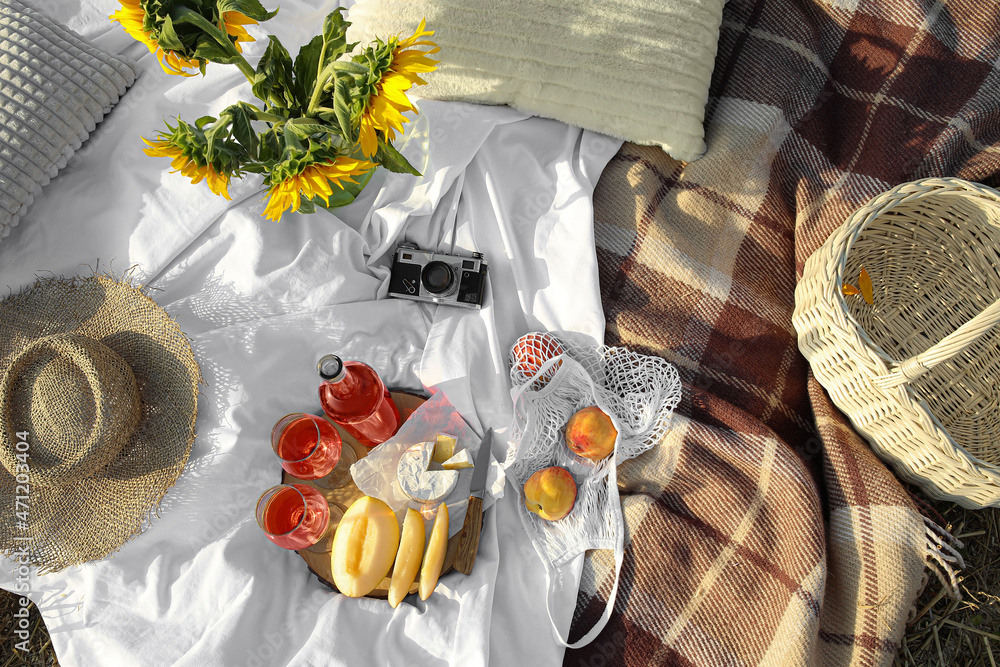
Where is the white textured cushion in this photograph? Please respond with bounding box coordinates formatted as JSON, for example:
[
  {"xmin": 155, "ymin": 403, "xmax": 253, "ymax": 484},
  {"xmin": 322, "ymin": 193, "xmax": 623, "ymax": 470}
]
[
  {"xmin": 347, "ymin": 0, "xmax": 725, "ymax": 162},
  {"xmin": 0, "ymin": 0, "xmax": 138, "ymax": 237}
]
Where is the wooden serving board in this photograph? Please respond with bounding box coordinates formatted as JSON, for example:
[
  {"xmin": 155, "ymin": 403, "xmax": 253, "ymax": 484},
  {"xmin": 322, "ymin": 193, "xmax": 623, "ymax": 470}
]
[{"xmin": 281, "ymin": 392, "xmax": 460, "ymax": 599}]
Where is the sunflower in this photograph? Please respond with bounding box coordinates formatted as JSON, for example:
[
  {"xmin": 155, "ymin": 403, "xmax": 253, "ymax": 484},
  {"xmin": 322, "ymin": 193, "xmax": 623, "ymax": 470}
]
[
  {"xmin": 110, "ymin": 1, "xmax": 259, "ymax": 76},
  {"xmin": 357, "ymin": 19, "xmax": 439, "ymax": 157},
  {"xmin": 142, "ymin": 137, "xmax": 231, "ymax": 199},
  {"xmin": 220, "ymin": 11, "xmax": 258, "ymax": 53},
  {"xmin": 110, "ymin": 0, "xmax": 200, "ymax": 76},
  {"xmin": 263, "ymin": 158, "xmax": 375, "ymax": 221}
]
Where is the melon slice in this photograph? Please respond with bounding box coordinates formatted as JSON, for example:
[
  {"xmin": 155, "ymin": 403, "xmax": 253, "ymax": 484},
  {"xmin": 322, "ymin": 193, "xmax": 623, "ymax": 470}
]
[
  {"xmin": 419, "ymin": 502, "xmax": 449, "ymax": 600},
  {"xmin": 388, "ymin": 508, "xmax": 425, "ymax": 608},
  {"xmin": 331, "ymin": 496, "xmax": 400, "ymax": 598}
]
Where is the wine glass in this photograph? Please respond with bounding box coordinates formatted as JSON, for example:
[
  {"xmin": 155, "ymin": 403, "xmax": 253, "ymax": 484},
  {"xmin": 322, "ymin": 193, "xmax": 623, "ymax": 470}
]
[
  {"xmin": 255, "ymin": 483, "xmax": 340, "ymax": 553},
  {"xmin": 271, "ymin": 412, "xmax": 357, "ymax": 489}
]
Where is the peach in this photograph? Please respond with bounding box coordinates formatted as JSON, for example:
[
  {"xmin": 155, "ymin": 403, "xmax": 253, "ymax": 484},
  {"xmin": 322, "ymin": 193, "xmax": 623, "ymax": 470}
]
[
  {"xmin": 510, "ymin": 332, "xmax": 565, "ymax": 389},
  {"xmin": 564, "ymin": 406, "xmax": 617, "ymax": 461},
  {"xmin": 523, "ymin": 466, "xmax": 577, "ymax": 521}
]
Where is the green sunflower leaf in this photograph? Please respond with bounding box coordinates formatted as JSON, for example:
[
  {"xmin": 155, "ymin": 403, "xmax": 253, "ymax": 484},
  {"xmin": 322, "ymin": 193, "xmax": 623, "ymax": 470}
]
[
  {"xmin": 194, "ymin": 36, "xmax": 242, "ymax": 65},
  {"xmin": 331, "ymin": 61, "xmax": 368, "ymax": 76},
  {"xmin": 294, "ymin": 35, "xmax": 323, "ymax": 101},
  {"xmin": 239, "ymin": 161, "xmax": 267, "ymax": 174},
  {"xmin": 254, "ymin": 36, "xmax": 298, "ymax": 109},
  {"xmin": 258, "ymin": 127, "xmax": 283, "ymax": 162},
  {"xmin": 285, "ymin": 118, "xmax": 336, "ymax": 139},
  {"xmin": 320, "ymin": 8, "xmax": 350, "ymax": 62},
  {"xmin": 156, "ymin": 14, "xmax": 185, "ymax": 52},
  {"xmin": 172, "ymin": 6, "xmax": 220, "ymax": 33},
  {"xmin": 375, "ymin": 140, "xmax": 420, "ymax": 176},
  {"xmin": 228, "ymin": 102, "xmax": 259, "ymax": 156},
  {"xmin": 283, "ymin": 126, "xmax": 305, "ymax": 152},
  {"xmin": 332, "ymin": 77, "xmax": 355, "ymax": 142},
  {"xmin": 217, "ymin": 0, "xmax": 278, "ymax": 22}
]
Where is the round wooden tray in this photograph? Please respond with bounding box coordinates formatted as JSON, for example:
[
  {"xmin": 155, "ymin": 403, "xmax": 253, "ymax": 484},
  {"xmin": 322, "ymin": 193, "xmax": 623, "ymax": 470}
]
[{"xmin": 281, "ymin": 391, "xmax": 460, "ymax": 599}]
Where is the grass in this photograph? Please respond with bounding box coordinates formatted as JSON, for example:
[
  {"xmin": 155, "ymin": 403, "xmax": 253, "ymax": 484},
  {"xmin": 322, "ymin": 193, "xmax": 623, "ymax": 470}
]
[
  {"xmin": 0, "ymin": 491, "xmax": 995, "ymax": 666},
  {"xmin": 897, "ymin": 492, "xmax": 1000, "ymax": 667},
  {"xmin": 0, "ymin": 594, "xmax": 58, "ymax": 667}
]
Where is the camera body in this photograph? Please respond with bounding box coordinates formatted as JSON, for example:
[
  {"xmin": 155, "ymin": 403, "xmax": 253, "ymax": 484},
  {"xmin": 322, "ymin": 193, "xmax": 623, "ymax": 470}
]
[{"xmin": 387, "ymin": 243, "xmax": 488, "ymax": 309}]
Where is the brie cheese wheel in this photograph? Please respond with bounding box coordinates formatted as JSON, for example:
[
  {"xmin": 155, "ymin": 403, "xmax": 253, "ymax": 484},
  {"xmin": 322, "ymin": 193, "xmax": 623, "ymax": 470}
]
[
  {"xmin": 397, "ymin": 442, "xmax": 459, "ymax": 502},
  {"xmin": 442, "ymin": 449, "xmax": 474, "ymax": 470}
]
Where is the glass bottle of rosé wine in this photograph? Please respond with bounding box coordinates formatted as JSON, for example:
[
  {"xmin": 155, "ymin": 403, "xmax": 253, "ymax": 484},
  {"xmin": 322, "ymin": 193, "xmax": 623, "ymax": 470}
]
[{"xmin": 317, "ymin": 354, "xmax": 402, "ymax": 448}]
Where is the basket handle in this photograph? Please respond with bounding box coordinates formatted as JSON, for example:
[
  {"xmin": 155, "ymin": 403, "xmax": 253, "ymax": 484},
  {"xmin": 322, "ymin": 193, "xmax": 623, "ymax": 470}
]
[{"xmin": 873, "ymin": 296, "xmax": 1000, "ymax": 389}]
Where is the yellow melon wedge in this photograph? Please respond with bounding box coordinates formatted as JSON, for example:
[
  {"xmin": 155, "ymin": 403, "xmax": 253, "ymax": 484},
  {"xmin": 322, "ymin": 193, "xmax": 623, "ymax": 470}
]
[
  {"xmin": 388, "ymin": 508, "xmax": 425, "ymax": 608},
  {"xmin": 419, "ymin": 502, "xmax": 449, "ymax": 600},
  {"xmin": 331, "ymin": 496, "xmax": 400, "ymax": 598}
]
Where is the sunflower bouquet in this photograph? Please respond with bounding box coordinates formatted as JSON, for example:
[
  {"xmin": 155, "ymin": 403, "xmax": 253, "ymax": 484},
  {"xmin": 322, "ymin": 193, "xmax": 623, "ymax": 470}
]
[{"xmin": 110, "ymin": 1, "xmax": 438, "ymax": 220}]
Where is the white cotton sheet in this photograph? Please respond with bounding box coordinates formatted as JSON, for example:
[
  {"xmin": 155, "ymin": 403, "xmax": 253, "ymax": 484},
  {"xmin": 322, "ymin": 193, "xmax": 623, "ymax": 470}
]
[{"xmin": 0, "ymin": 1, "xmax": 622, "ymax": 664}]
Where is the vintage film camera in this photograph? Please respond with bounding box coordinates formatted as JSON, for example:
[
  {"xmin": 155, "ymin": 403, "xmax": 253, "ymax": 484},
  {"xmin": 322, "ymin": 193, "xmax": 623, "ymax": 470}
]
[{"xmin": 387, "ymin": 242, "xmax": 488, "ymax": 309}]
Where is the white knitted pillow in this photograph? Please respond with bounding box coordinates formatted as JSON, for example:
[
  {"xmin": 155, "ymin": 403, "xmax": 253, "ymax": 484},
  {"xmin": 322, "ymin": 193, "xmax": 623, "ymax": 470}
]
[
  {"xmin": 346, "ymin": 0, "xmax": 725, "ymax": 162},
  {"xmin": 0, "ymin": 0, "xmax": 139, "ymax": 238}
]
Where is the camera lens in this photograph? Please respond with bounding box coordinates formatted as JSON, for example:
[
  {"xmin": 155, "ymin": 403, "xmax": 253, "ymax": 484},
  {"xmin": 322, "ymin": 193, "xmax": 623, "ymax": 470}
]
[{"xmin": 422, "ymin": 261, "xmax": 455, "ymax": 295}]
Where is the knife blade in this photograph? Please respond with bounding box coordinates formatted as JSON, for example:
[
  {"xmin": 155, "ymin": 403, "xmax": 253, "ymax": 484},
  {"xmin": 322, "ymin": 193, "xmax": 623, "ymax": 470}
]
[{"xmin": 454, "ymin": 427, "xmax": 493, "ymax": 574}]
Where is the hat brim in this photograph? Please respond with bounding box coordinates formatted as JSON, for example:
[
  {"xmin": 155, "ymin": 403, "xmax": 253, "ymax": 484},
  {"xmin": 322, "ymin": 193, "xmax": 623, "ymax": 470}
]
[{"xmin": 0, "ymin": 274, "xmax": 200, "ymax": 573}]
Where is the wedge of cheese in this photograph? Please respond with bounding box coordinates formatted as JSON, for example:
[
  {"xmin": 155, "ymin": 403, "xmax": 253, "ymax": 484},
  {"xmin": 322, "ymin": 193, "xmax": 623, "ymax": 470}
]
[
  {"xmin": 397, "ymin": 442, "xmax": 459, "ymax": 503},
  {"xmin": 431, "ymin": 433, "xmax": 457, "ymax": 463},
  {"xmin": 442, "ymin": 449, "xmax": 474, "ymax": 470}
]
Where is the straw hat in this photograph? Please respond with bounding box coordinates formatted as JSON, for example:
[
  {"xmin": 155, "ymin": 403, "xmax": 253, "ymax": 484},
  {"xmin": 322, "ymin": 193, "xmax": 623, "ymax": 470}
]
[{"xmin": 0, "ymin": 273, "xmax": 201, "ymax": 573}]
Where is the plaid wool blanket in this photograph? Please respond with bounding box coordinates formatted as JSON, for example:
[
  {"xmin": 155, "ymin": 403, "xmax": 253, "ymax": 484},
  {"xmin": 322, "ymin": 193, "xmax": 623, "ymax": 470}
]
[{"xmin": 570, "ymin": 0, "xmax": 1000, "ymax": 664}]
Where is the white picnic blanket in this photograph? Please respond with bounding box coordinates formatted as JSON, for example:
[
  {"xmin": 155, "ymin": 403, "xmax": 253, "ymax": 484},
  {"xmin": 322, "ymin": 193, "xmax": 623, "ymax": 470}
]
[{"xmin": 0, "ymin": 1, "xmax": 622, "ymax": 664}]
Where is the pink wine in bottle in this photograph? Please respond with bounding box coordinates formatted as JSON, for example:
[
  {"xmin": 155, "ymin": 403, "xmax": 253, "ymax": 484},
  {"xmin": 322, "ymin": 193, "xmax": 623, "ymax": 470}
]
[{"xmin": 317, "ymin": 354, "xmax": 402, "ymax": 448}]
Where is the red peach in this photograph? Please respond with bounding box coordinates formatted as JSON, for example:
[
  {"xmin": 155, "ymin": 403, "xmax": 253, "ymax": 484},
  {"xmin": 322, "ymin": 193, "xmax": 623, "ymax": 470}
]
[
  {"xmin": 523, "ymin": 466, "xmax": 577, "ymax": 521},
  {"xmin": 565, "ymin": 406, "xmax": 617, "ymax": 461}
]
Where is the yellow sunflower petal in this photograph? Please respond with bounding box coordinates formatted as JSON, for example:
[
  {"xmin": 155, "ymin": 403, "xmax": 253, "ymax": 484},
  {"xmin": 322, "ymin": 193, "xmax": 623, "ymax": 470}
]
[
  {"xmin": 223, "ymin": 11, "xmax": 259, "ymax": 26},
  {"xmin": 859, "ymin": 267, "xmax": 874, "ymax": 305},
  {"xmin": 170, "ymin": 154, "xmax": 191, "ymax": 171},
  {"xmin": 142, "ymin": 137, "xmax": 184, "ymax": 159},
  {"xmin": 358, "ymin": 115, "xmax": 379, "ymax": 157},
  {"xmin": 205, "ymin": 169, "xmax": 231, "ymax": 200},
  {"xmin": 398, "ymin": 17, "xmax": 434, "ymax": 49},
  {"xmin": 263, "ymin": 191, "xmax": 290, "ymax": 221}
]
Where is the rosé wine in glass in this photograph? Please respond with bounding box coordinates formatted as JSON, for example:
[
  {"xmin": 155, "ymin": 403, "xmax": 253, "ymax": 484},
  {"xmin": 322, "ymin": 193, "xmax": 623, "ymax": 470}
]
[
  {"xmin": 256, "ymin": 484, "xmax": 334, "ymax": 553},
  {"xmin": 271, "ymin": 413, "xmax": 355, "ymax": 489}
]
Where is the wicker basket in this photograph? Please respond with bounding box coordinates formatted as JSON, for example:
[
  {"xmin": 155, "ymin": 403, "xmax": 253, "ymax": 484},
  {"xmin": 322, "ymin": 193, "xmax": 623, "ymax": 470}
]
[{"xmin": 793, "ymin": 177, "xmax": 1000, "ymax": 509}]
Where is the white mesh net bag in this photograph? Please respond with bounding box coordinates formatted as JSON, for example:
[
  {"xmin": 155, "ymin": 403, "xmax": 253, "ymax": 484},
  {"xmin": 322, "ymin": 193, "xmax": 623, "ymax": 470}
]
[{"xmin": 506, "ymin": 332, "xmax": 681, "ymax": 647}]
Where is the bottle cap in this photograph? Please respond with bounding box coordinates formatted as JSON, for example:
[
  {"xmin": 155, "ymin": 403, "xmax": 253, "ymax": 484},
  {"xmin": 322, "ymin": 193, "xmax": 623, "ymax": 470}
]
[{"xmin": 317, "ymin": 354, "xmax": 345, "ymax": 382}]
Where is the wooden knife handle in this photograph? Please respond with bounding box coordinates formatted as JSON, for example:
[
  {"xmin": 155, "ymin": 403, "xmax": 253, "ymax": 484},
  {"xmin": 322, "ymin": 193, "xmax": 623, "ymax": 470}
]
[{"xmin": 453, "ymin": 496, "xmax": 483, "ymax": 575}]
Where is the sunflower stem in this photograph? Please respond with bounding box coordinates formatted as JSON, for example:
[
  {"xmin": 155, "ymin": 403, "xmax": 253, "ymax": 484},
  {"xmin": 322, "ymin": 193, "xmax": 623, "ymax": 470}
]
[
  {"xmin": 253, "ymin": 111, "xmax": 286, "ymax": 124},
  {"xmin": 231, "ymin": 54, "xmax": 256, "ymax": 82},
  {"xmin": 173, "ymin": 7, "xmax": 256, "ymax": 82},
  {"xmin": 307, "ymin": 61, "xmax": 339, "ymax": 116}
]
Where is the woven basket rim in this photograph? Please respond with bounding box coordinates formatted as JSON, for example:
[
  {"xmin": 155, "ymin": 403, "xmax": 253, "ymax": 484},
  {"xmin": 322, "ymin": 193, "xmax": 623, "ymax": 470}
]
[
  {"xmin": 795, "ymin": 176, "xmax": 1000, "ymax": 507},
  {"xmin": 832, "ymin": 178, "xmax": 1000, "ymax": 370}
]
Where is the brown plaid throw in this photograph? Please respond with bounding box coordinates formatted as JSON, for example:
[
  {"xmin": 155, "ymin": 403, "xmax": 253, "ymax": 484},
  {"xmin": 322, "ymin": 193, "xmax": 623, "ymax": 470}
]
[{"xmin": 569, "ymin": 0, "xmax": 999, "ymax": 664}]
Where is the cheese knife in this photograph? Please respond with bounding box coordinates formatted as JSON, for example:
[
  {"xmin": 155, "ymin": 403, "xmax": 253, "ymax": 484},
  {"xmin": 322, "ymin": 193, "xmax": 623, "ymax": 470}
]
[{"xmin": 454, "ymin": 427, "xmax": 493, "ymax": 575}]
